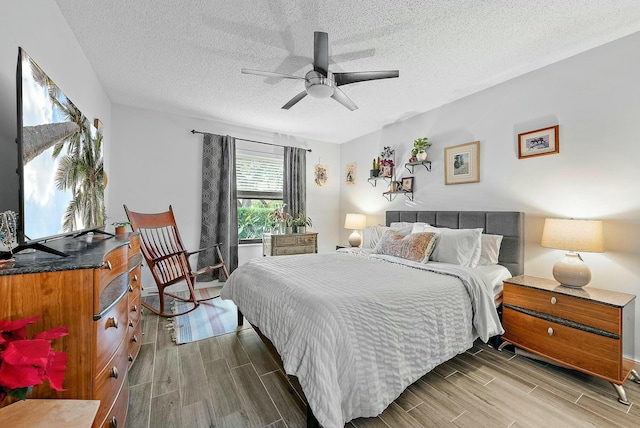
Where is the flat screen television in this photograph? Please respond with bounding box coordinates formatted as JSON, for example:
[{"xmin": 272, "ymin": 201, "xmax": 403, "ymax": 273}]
[{"xmin": 12, "ymin": 47, "xmax": 106, "ymax": 256}]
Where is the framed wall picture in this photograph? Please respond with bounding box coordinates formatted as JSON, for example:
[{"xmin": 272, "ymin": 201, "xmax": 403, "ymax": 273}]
[
  {"xmin": 314, "ymin": 164, "xmax": 329, "ymax": 187},
  {"xmin": 444, "ymin": 141, "xmax": 480, "ymax": 185},
  {"xmin": 518, "ymin": 125, "xmax": 559, "ymax": 159},
  {"xmin": 401, "ymin": 176, "xmax": 414, "ymax": 192},
  {"xmin": 345, "ymin": 162, "xmax": 356, "ymax": 185}
]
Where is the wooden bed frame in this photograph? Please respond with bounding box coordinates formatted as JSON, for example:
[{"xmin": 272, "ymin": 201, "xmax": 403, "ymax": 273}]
[{"xmin": 238, "ymin": 210, "xmax": 525, "ymax": 427}]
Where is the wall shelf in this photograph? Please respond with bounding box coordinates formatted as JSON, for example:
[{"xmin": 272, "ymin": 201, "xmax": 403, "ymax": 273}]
[
  {"xmin": 367, "ymin": 176, "xmax": 391, "ymax": 187},
  {"xmin": 382, "ymin": 190, "xmax": 414, "ymax": 202},
  {"xmin": 405, "ymin": 160, "xmax": 431, "ymax": 174}
]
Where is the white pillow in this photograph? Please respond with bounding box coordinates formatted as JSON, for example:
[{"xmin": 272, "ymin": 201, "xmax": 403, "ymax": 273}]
[
  {"xmin": 409, "ymin": 222, "xmax": 431, "ymax": 234},
  {"xmin": 478, "ymin": 234, "xmax": 504, "ymax": 266},
  {"xmin": 362, "ymin": 225, "xmax": 390, "ymax": 249},
  {"xmin": 430, "ymin": 228, "xmax": 483, "ymax": 267}
]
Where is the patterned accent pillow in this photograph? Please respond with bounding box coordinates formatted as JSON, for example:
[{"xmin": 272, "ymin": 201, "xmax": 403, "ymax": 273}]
[{"xmin": 373, "ymin": 230, "xmax": 438, "ymax": 263}]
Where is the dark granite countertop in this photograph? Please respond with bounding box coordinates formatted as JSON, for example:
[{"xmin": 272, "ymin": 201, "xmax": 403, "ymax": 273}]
[{"xmin": 0, "ymin": 234, "xmax": 132, "ymax": 276}]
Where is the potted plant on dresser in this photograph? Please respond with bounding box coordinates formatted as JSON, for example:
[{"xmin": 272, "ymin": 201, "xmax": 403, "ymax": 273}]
[{"xmin": 293, "ymin": 214, "xmax": 312, "ymax": 233}]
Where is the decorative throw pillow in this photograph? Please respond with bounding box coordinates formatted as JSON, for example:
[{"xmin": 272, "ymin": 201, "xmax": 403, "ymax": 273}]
[
  {"xmin": 373, "ymin": 230, "xmax": 437, "ymax": 263},
  {"xmin": 478, "ymin": 234, "xmax": 504, "ymax": 266}
]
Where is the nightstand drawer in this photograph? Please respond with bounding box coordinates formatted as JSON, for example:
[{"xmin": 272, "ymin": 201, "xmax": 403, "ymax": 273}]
[
  {"xmin": 502, "ymin": 307, "xmax": 621, "ymax": 381},
  {"xmin": 503, "ymin": 282, "xmax": 620, "ymax": 335}
]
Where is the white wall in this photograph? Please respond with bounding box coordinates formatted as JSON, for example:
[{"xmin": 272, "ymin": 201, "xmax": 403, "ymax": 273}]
[
  {"xmin": 0, "ymin": 0, "xmax": 112, "ymax": 213},
  {"xmin": 340, "ymin": 32, "xmax": 640, "ymax": 360},
  {"xmin": 109, "ymin": 104, "xmax": 341, "ymax": 272}
]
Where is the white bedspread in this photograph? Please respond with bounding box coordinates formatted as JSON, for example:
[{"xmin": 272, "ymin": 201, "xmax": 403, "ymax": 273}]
[{"xmin": 220, "ymin": 252, "xmax": 503, "ymax": 428}]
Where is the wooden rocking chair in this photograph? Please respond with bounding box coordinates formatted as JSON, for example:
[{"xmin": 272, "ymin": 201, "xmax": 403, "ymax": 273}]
[{"xmin": 124, "ymin": 205, "xmax": 230, "ymax": 317}]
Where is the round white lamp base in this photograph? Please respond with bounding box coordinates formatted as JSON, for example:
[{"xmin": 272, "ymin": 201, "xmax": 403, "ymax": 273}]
[
  {"xmin": 552, "ymin": 253, "xmax": 591, "ymax": 288},
  {"xmin": 348, "ymin": 230, "xmax": 362, "ymax": 247}
]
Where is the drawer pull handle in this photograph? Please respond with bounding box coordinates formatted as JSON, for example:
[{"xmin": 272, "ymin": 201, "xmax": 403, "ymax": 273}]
[
  {"xmin": 110, "ymin": 416, "xmax": 118, "ymax": 428},
  {"xmin": 132, "ymin": 335, "xmax": 139, "ymax": 343},
  {"xmin": 129, "ymin": 320, "xmax": 134, "ymax": 328},
  {"xmin": 128, "ymin": 354, "xmax": 134, "ymax": 362},
  {"xmin": 107, "ymin": 317, "xmax": 118, "ymax": 329},
  {"xmin": 110, "ymin": 367, "xmax": 119, "ymax": 379},
  {"xmin": 104, "ymin": 260, "xmax": 112, "ymax": 270},
  {"xmin": 133, "ymin": 274, "xmax": 138, "ymax": 282},
  {"xmin": 551, "ymin": 297, "xmax": 557, "ymax": 305},
  {"xmin": 128, "ymin": 284, "xmax": 134, "ymax": 293},
  {"xmin": 133, "ymin": 305, "xmax": 138, "ymax": 312},
  {"xmin": 128, "ymin": 242, "xmax": 132, "ymax": 249},
  {"xmin": 548, "ymin": 327, "xmax": 554, "ymax": 336}
]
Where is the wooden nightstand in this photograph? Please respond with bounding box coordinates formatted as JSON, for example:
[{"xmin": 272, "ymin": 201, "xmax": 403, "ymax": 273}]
[
  {"xmin": 263, "ymin": 232, "xmax": 318, "ymax": 256},
  {"xmin": 499, "ymin": 275, "xmax": 639, "ymax": 404}
]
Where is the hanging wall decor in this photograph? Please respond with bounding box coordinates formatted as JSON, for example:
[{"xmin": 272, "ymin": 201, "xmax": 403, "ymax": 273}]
[
  {"xmin": 518, "ymin": 125, "xmax": 559, "ymax": 159},
  {"xmin": 444, "ymin": 141, "xmax": 480, "ymax": 185},
  {"xmin": 314, "ymin": 164, "xmax": 329, "ymax": 187},
  {"xmin": 345, "ymin": 162, "xmax": 356, "ymax": 185}
]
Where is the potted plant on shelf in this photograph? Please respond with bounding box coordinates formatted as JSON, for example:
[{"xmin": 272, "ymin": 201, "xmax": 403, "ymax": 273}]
[
  {"xmin": 411, "ymin": 137, "xmax": 431, "ymax": 162},
  {"xmin": 293, "ymin": 213, "xmax": 312, "ymax": 233},
  {"xmin": 112, "ymin": 221, "xmax": 131, "ymax": 235}
]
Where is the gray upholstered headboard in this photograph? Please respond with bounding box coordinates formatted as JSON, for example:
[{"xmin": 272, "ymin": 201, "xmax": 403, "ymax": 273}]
[{"xmin": 386, "ymin": 211, "xmax": 525, "ymax": 277}]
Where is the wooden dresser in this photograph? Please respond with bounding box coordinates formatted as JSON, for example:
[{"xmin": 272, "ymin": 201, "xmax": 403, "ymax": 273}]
[
  {"xmin": 262, "ymin": 232, "xmax": 318, "ymax": 256},
  {"xmin": 0, "ymin": 233, "xmax": 142, "ymax": 428},
  {"xmin": 500, "ymin": 275, "xmax": 638, "ymax": 404}
]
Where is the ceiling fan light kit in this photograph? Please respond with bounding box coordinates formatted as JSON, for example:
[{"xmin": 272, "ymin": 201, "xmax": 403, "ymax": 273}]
[{"xmin": 242, "ymin": 31, "xmax": 399, "ymax": 111}]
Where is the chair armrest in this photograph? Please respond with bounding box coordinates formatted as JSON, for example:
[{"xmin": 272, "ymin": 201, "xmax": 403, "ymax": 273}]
[
  {"xmin": 154, "ymin": 250, "xmax": 188, "ymax": 263},
  {"xmin": 186, "ymin": 243, "xmax": 222, "ymax": 258}
]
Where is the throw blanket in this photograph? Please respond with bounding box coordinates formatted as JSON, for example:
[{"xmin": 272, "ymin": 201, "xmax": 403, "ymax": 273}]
[{"xmin": 221, "ymin": 253, "xmax": 503, "ymax": 428}]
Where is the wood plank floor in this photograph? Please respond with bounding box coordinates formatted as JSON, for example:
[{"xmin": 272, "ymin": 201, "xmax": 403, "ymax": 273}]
[{"xmin": 128, "ymin": 298, "xmax": 640, "ymax": 428}]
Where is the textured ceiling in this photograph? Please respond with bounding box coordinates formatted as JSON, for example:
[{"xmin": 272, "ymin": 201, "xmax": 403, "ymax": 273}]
[{"xmin": 54, "ymin": 0, "xmax": 640, "ymax": 143}]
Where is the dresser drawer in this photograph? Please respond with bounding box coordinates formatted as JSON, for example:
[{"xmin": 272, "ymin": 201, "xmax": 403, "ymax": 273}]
[
  {"xmin": 274, "ymin": 245, "xmax": 315, "ymax": 256},
  {"xmin": 295, "ymin": 235, "xmax": 316, "ymax": 246},
  {"xmin": 94, "ymin": 337, "xmax": 128, "ymax": 426},
  {"xmin": 129, "ymin": 292, "xmax": 141, "ymax": 326},
  {"xmin": 128, "ymin": 319, "xmax": 142, "ymax": 368},
  {"xmin": 502, "ymin": 307, "xmax": 622, "ymax": 381},
  {"xmin": 128, "ymin": 233, "xmax": 141, "ymax": 256},
  {"xmin": 129, "ymin": 265, "xmax": 142, "ymax": 293},
  {"xmin": 97, "ymin": 373, "xmax": 129, "ymax": 428},
  {"xmin": 95, "ymin": 293, "xmax": 129, "ymax": 371},
  {"xmin": 98, "ymin": 246, "xmax": 128, "ymax": 296},
  {"xmin": 503, "ymin": 282, "xmax": 620, "ymax": 335},
  {"xmin": 272, "ymin": 235, "xmax": 296, "ymax": 246}
]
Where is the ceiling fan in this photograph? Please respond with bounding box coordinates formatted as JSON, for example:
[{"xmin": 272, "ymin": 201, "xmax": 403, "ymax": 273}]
[{"xmin": 241, "ymin": 31, "xmax": 399, "ymax": 111}]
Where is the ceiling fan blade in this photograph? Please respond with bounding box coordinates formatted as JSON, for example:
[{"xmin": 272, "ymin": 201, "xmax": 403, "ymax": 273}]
[
  {"xmin": 313, "ymin": 31, "xmax": 329, "ymax": 76},
  {"xmin": 334, "ymin": 70, "xmax": 399, "ymax": 86},
  {"xmin": 241, "ymin": 68, "xmax": 305, "ymax": 80},
  {"xmin": 331, "ymin": 88, "xmax": 358, "ymax": 111},
  {"xmin": 282, "ymin": 91, "xmax": 308, "ymax": 110}
]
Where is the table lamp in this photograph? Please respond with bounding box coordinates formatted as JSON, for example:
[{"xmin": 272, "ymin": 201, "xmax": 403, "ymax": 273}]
[
  {"xmin": 344, "ymin": 213, "xmax": 367, "ymax": 247},
  {"xmin": 540, "ymin": 218, "xmax": 604, "ymax": 288}
]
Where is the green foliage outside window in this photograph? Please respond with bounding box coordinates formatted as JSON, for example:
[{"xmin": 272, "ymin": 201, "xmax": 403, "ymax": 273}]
[{"xmin": 238, "ymin": 200, "xmax": 283, "ymax": 240}]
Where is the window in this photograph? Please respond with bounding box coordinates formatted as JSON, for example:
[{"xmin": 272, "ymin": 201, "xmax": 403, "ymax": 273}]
[{"xmin": 236, "ymin": 150, "xmax": 283, "ymax": 243}]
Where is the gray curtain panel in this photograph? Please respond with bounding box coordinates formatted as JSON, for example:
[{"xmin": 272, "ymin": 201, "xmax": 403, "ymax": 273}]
[
  {"xmin": 283, "ymin": 146, "xmax": 307, "ymax": 216},
  {"xmin": 197, "ymin": 134, "xmax": 238, "ymax": 282}
]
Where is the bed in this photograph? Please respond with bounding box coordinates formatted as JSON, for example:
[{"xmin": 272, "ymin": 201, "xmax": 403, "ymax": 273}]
[{"xmin": 221, "ymin": 210, "xmax": 524, "ymax": 428}]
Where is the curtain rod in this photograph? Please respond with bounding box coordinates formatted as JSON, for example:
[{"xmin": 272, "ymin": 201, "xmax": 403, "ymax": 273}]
[{"xmin": 190, "ymin": 129, "xmax": 312, "ymax": 152}]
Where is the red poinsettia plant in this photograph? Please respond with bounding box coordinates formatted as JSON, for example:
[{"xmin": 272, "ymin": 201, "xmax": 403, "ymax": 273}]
[{"xmin": 0, "ymin": 316, "xmax": 68, "ymax": 402}]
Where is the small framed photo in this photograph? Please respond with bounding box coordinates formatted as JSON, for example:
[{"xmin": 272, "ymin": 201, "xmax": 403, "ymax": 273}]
[
  {"xmin": 401, "ymin": 176, "xmax": 414, "ymax": 192},
  {"xmin": 345, "ymin": 162, "xmax": 356, "ymax": 185},
  {"xmin": 445, "ymin": 141, "xmax": 480, "ymax": 185},
  {"xmin": 518, "ymin": 125, "xmax": 559, "ymax": 159}
]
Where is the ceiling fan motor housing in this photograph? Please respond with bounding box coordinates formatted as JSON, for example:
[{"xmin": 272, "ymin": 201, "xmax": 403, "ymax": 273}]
[{"xmin": 305, "ymin": 70, "xmax": 335, "ymax": 98}]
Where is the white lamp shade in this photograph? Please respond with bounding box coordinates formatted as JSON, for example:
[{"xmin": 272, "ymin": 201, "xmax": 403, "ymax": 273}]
[
  {"xmin": 541, "ymin": 218, "xmax": 604, "ymax": 253},
  {"xmin": 541, "ymin": 218, "xmax": 603, "ymax": 288},
  {"xmin": 344, "ymin": 213, "xmax": 367, "ymax": 230}
]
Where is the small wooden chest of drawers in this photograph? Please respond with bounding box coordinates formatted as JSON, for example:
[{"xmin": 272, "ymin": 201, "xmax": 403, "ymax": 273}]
[
  {"xmin": 262, "ymin": 233, "xmax": 318, "ymax": 256},
  {"xmin": 500, "ymin": 275, "xmax": 638, "ymax": 404}
]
